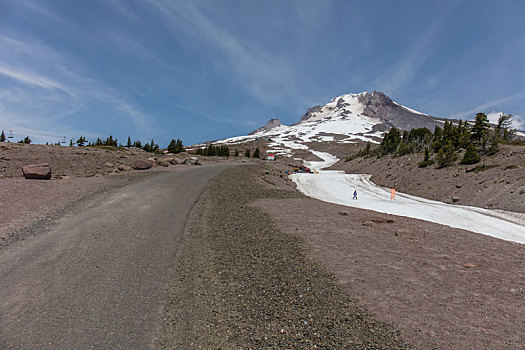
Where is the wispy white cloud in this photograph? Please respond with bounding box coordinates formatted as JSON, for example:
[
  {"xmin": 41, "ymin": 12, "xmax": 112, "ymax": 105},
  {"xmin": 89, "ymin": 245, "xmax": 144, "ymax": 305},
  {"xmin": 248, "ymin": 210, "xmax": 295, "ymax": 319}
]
[
  {"xmin": 147, "ymin": 0, "xmax": 313, "ymax": 106},
  {"xmin": 375, "ymin": 2, "xmax": 459, "ymax": 95},
  {"xmin": 0, "ymin": 62, "xmax": 76, "ymax": 96},
  {"xmin": 454, "ymin": 90, "xmax": 525, "ymax": 119},
  {"xmin": 0, "ymin": 33, "xmax": 153, "ymax": 140}
]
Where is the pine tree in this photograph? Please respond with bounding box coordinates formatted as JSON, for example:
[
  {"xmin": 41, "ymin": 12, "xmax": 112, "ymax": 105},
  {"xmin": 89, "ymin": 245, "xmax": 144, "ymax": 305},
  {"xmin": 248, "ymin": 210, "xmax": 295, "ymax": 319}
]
[
  {"xmin": 234, "ymin": 149, "xmax": 239, "ymax": 157},
  {"xmin": 253, "ymin": 148, "xmax": 260, "ymax": 158},
  {"xmin": 436, "ymin": 141, "xmax": 458, "ymax": 168},
  {"xmin": 380, "ymin": 127, "xmax": 401, "ymax": 155},
  {"xmin": 495, "ymin": 114, "xmax": 514, "ymax": 141},
  {"xmin": 432, "ymin": 126, "xmax": 443, "ymax": 153},
  {"xmin": 76, "ymin": 136, "xmax": 86, "ymax": 146},
  {"xmin": 69, "ymin": 139, "xmax": 74, "ymax": 147},
  {"xmin": 471, "ymin": 113, "xmax": 489, "ymax": 143},
  {"xmin": 0, "ymin": 130, "xmax": 5, "ymax": 142},
  {"xmin": 487, "ymin": 139, "xmax": 499, "ymax": 155},
  {"xmin": 245, "ymin": 149, "xmax": 250, "ymax": 157},
  {"xmin": 167, "ymin": 138, "xmax": 184, "ymax": 154},
  {"xmin": 127, "ymin": 136, "xmax": 132, "ymax": 148},
  {"xmin": 460, "ymin": 143, "xmax": 481, "ymax": 164},
  {"xmin": 418, "ymin": 147, "xmax": 435, "ymax": 168}
]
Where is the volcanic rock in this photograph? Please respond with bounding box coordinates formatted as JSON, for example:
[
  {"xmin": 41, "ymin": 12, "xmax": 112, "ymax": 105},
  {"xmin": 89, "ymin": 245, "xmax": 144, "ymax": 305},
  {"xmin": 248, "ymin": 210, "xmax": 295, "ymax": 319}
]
[
  {"xmin": 133, "ymin": 160, "xmax": 153, "ymax": 170},
  {"xmin": 22, "ymin": 163, "xmax": 52, "ymax": 180}
]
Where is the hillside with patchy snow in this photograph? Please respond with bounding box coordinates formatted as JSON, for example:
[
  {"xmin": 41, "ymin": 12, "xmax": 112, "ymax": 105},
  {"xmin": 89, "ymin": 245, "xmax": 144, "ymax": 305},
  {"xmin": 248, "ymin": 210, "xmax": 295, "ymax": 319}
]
[{"xmin": 214, "ymin": 91, "xmax": 447, "ymax": 156}]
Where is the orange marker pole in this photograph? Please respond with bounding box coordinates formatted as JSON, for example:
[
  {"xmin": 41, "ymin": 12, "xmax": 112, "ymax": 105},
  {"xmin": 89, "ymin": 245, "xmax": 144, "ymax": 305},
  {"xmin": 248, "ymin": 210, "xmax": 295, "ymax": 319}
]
[{"xmin": 391, "ymin": 188, "xmax": 395, "ymax": 201}]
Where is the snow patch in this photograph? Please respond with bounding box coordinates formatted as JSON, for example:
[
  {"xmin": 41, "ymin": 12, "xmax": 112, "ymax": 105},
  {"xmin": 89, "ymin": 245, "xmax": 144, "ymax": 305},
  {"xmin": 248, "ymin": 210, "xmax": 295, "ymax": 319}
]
[{"xmin": 291, "ymin": 151, "xmax": 525, "ymax": 244}]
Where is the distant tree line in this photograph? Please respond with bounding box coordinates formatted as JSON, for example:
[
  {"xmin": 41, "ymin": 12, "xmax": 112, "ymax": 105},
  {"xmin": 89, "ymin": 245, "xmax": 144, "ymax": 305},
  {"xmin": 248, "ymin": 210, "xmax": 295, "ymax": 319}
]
[
  {"xmin": 73, "ymin": 135, "xmax": 184, "ymax": 154},
  {"xmin": 194, "ymin": 144, "xmax": 230, "ymax": 157},
  {"xmin": 348, "ymin": 113, "xmax": 519, "ymax": 168}
]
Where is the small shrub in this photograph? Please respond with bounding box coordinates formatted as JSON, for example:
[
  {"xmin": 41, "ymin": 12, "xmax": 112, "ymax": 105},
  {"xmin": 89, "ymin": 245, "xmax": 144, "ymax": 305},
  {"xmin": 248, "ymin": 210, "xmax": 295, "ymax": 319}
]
[
  {"xmin": 460, "ymin": 143, "xmax": 481, "ymax": 165},
  {"xmin": 466, "ymin": 163, "xmax": 499, "ymax": 173},
  {"xmin": 418, "ymin": 159, "xmax": 435, "ymax": 168}
]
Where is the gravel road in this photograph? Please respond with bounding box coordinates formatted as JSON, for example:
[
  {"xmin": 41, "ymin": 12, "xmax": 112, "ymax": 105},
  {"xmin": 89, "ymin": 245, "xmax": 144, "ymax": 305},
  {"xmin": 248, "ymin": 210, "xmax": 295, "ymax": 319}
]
[
  {"xmin": 0, "ymin": 164, "xmax": 231, "ymax": 349},
  {"xmin": 156, "ymin": 165, "xmax": 410, "ymax": 349}
]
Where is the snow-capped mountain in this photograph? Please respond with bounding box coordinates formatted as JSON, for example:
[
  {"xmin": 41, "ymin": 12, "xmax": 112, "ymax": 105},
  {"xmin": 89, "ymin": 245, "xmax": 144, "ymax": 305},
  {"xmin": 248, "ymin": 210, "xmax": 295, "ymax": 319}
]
[{"xmin": 213, "ymin": 91, "xmax": 446, "ymax": 156}]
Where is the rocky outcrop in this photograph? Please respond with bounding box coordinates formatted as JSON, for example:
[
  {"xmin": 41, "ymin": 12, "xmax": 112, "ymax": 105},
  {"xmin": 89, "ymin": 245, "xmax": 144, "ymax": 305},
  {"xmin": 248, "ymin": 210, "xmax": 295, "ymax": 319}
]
[
  {"xmin": 359, "ymin": 91, "xmax": 446, "ymax": 130},
  {"xmin": 133, "ymin": 160, "xmax": 153, "ymax": 170},
  {"xmin": 298, "ymin": 105, "xmax": 323, "ymax": 123},
  {"xmin": 22, "ymin": 163, "xmax": 52, "ymax": 180},
  {"xmin": 249, "ymin": 118, "xmax": 283, "ymax": 135}
]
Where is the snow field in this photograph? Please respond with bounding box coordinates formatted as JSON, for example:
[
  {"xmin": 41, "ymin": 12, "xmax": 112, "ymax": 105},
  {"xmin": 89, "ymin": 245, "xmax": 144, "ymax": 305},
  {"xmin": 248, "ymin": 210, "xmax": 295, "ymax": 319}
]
[{"xmin": 291, "ymin": 153, "xmax": 525, "ymax": 244}]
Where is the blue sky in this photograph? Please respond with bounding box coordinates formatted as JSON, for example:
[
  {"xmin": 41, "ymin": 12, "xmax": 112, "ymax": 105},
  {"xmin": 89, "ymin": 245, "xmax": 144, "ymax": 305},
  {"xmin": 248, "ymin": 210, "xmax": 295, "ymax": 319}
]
[{"xmin": 1, "ymin": 0, "xmax": 524, "ymax": 146}]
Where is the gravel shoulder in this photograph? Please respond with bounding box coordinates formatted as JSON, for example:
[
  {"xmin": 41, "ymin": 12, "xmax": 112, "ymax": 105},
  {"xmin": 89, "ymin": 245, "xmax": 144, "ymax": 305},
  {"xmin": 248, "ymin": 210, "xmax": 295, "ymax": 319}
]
[
  {"xmin": 156, "ymin": 165, "xmax": 410, "ymax": 349},
  {"xmin": 254, "ymin": 197, "xmax": 525, "ymax": 349}
]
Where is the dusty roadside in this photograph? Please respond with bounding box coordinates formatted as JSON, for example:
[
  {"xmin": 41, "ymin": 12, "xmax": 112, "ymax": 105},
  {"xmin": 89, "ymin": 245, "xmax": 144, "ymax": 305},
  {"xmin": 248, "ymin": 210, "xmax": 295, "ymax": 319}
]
[
  {"xmin": 0, "ymin": 169, "xmax": 172, "ymax": 249},
  {"xmin": 156, "ymin": 165, "xmax": 410, "ymax": 349}
]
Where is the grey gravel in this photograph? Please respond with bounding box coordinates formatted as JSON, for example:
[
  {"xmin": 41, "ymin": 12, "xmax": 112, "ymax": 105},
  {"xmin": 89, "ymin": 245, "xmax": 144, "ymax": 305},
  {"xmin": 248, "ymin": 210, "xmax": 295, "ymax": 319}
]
[{"xmin": 156, "ymin": 165, "xmax": 411, "ymax": 349}]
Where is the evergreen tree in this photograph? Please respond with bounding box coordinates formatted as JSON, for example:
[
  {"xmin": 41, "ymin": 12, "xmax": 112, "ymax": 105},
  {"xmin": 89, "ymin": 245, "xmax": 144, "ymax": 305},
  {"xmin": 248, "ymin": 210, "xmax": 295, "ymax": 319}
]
[
  {"xmin": 167, "ymin": 139, "xmax": 183, "ymax": 153},
  {"xmin": 432, "ymin": 126, "xmax": 443, "ymax": 153},
  {"xmin": 253, "ymin": 148, "xmax": 260, "ymax": 158},
  {"xmin": 495, "ymin": 113, "xmax": 513, "ymax": 141},
  {"xmin": 18, "ymin": 136, "xmax": 31, "ymax": 144},
  {"xmin": 460, "ymin": 143, "xmax": 481, "ymax": 165},
  {"xmin": 0, "ymin": 130, "xmax": 5, "ymax": 142},
  {"xmin": 167, "ymin": 139, "xmax": 177, "ymax": 153},
  {"xmin": 471, "ymin": 113, "xmax": 490, "ymax": 143},
  {"xmin": 245, "ymin": 149, "xmax": 251, "ymax": 157},
  {"xmin": 127, "ymin": 136, "xmax": 132, "ymax": 148},
  {"xmin": 234, "ymin": 148, "xmax": 239, "ymax": 157},
  {"xmin": 418, "ymin": 147, "xmax": 435, "ymax": 168},
  {"xmin": 76, "ymin": 136, "xmax": 86, "ymax": 146},
  {"xmin": 103, "ymin": 135, "xmax": 118, "ymax": 147},
  {"xmin": 487, "ymin": 139, "xmax": 499, "ymax": 155},
  {"xmin": 69, "ymin": 139, "xmax": 74, "ymax": 147},
  {"xmin": 379, "ymin": 127, "xmax": 401, "ymax": 155},
  {"xmin": 436, "ymin": 141, "xmax": 458, "ymax": 168}
]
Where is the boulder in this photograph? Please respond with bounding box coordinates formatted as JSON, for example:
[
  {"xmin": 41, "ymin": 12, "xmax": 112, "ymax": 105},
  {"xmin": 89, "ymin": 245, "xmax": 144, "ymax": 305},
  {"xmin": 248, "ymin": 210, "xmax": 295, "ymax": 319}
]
[
  {"xmin": 338, "ymin": 211, "xmax": 349, "ymax": 216},
  {"xmin": 157, "ymin": 160, "xmax": 170, "ymax": 167},
  {"xmin": 189, "ymin": 157, "xmax": 199, "ymax": 165},
  {"xmin": 117, "ymin": 164, "xmax": 132, "ymax": 172},
  {"xmin": 133, "ymin": 160, "xmax": 153, "ymax": 170},
  {"xmin": 22, "ymin": 163, "xmax": 52, "ymax": 180},
  {"xmin": 452, "ymin": 197, "xmax": 460, "ymax": 202},
  {"xmin": 164, "ymin": 157, "xmax": 178, "ymax": 165}
]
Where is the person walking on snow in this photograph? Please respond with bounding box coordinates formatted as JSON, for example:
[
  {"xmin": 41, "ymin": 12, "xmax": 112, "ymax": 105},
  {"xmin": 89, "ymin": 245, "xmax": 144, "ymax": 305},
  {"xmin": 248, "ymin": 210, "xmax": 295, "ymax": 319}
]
[{"xmin": 353, "ymin": 190, "xmax": 358, "ymax": 200}]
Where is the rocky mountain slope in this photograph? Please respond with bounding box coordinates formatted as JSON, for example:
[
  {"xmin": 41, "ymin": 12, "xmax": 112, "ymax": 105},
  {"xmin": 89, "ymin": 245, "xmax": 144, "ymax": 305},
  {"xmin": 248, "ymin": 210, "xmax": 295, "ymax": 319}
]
[{"xmin": 214, "ymin": 91, "xmax": 449, "ymax": 157}]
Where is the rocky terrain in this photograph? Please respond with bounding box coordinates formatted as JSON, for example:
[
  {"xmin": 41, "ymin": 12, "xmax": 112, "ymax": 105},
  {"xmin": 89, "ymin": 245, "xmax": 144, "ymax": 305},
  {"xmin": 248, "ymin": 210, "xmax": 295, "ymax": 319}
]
[
  {"xmin": 156, "ymin": 165, "xmax": 411, "ymax": 349},
  {"xmin": 156, "ymin": 164, "xmax": 524, "ymax": 349}
]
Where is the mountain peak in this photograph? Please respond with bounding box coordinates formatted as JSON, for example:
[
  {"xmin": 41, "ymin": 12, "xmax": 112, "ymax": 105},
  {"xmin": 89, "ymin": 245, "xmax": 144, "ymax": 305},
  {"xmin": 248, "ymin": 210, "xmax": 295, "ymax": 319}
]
[{"xmin": 249, "ymin": 118, "xmax": 283, "ymax": 135}]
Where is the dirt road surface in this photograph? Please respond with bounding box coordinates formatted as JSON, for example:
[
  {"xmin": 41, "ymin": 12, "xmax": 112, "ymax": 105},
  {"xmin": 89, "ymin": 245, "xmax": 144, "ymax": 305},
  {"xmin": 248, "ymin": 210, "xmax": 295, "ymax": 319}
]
[{"xmin": 0, "ymin": 164, "xmax": 230, "ymax": 349}]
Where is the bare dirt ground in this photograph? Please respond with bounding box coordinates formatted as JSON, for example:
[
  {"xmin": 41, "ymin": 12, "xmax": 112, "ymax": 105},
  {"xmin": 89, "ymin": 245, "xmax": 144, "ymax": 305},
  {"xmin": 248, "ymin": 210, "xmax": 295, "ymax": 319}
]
[
  {"xmin": 332, "ymin": 144, "xmax": 525, "ymax": 213},
  {"xmin": 0, "ymin": 142, "xmax": 242, "ymax": 248},
  {"xmin": 253, "ymin": 195, "xmax": 525, "ymax": 350},
  {"xmin": 3, "ymin": 141, "xmax": 524, "ymax": 349}
]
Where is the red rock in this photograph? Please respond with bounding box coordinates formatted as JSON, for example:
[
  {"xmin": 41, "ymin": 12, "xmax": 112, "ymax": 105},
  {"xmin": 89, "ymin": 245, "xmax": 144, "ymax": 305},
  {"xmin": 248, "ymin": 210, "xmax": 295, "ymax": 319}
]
[{"xmin": 22, "ymin": 163, "xmax": 52, "ymax": 180}]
